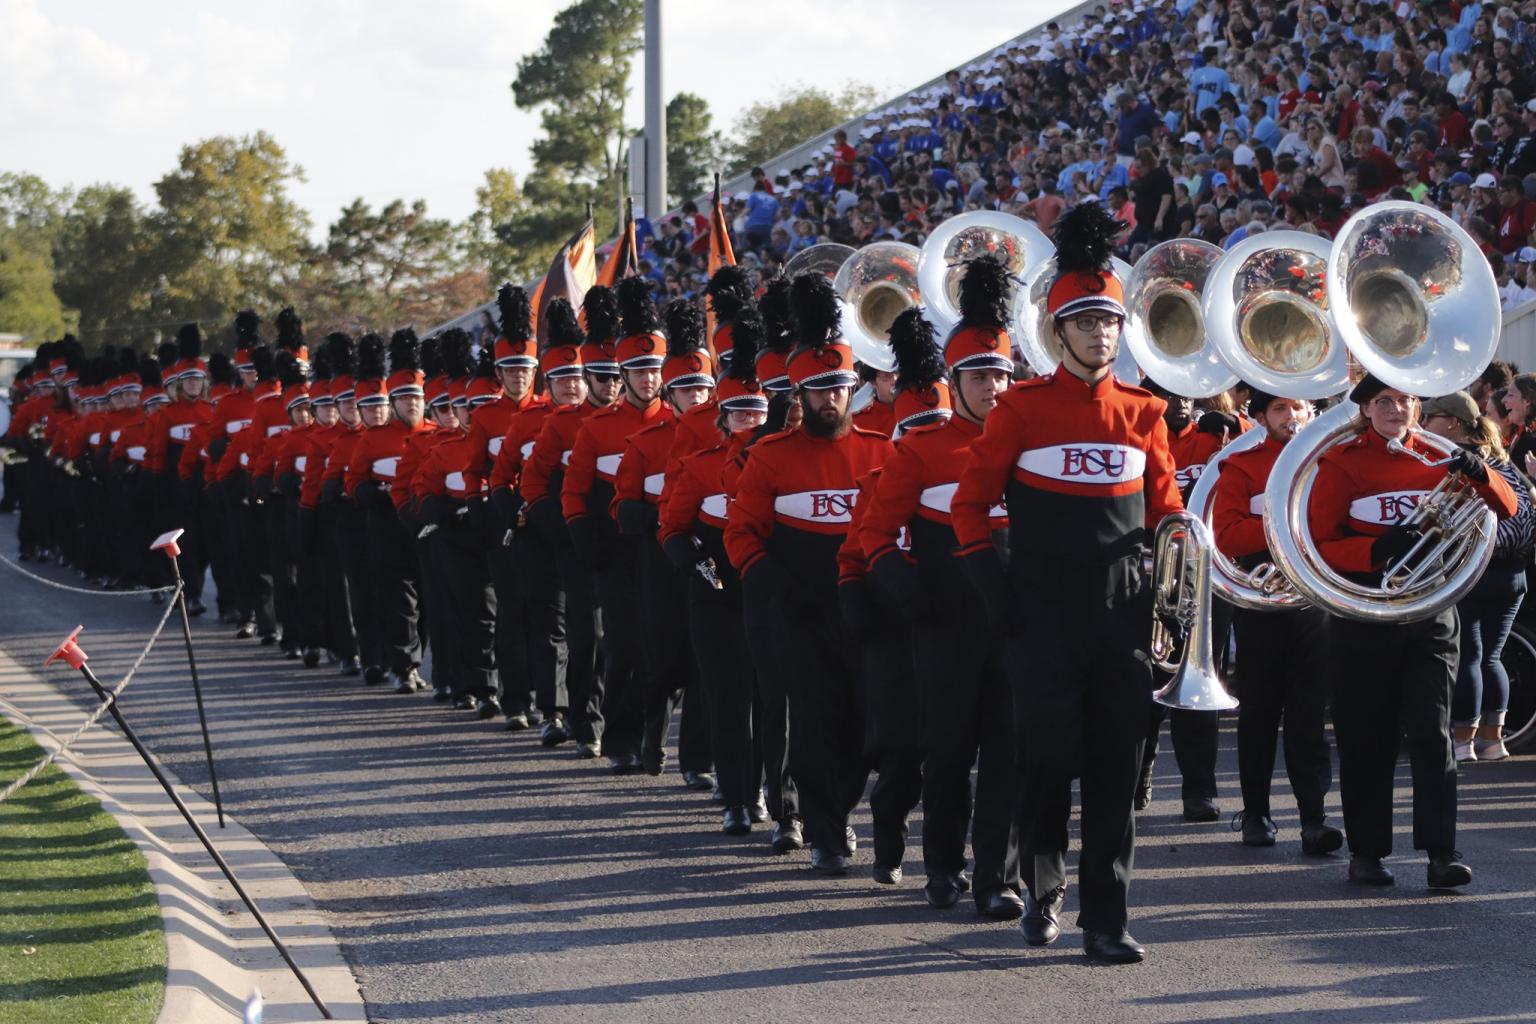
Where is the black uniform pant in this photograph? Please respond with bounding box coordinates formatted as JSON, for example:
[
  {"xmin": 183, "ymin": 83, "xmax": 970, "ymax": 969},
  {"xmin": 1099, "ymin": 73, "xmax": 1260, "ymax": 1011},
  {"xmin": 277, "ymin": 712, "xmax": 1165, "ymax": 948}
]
[
  {"xmin": 202, "ymin": 479, "xmax": 236, "ymax": 615},
  {"xmin": 18, "ymin": 451, "xmax": 50, "ymax": 553},
  {"xmin": 690, "ymin": 581, "xmax": 762, "ymax": 808},
  {"xmin": 287, "ymin": 497, "xmax": 324, "ymax": 653},
  {"xmin": 1330, "ymin": 609, "xmax": 1459, "ymax": 859},
  {"xmin": 338, "ymin": 502, "xmax": 380, "ymax": 669},
  {"xmin": 440, "ymin": 523, "xmax": 497, "ymax": 699},
  {"xmin": 555, "ymin": 540, "xmax": 602, "ymax": 745},
  {"xmin": 315, "ymin": 502, "xmax": 358, "ymax": 661},
  {"xmin": 780, "ymin": 592, "xmax": 868, "ymax": 857},
  {"xmin": 514, "ymin": 529, "xmax": 567, "ymax": 716},
  {"xmin": 1010, "ymin": 563, "xmax": 1150, "ymax": 934},
  {"xmin": 913, "ymin": 621, "xmax": 1019, "ymax": 900},
  {"xmin": 231, "ymin": 480, "xmax": 276, "ymax": 634},
  {"xmin": 743, "ymin": 584, "xmax": 798, "ymax": 824},
  {"xmin": 267, "ymin": 489, "xmax": 299, "ymax": 644},
  {"xmin": 1233, "ymin": 605, "xmax": 1332, "ymax": 823},
  {"xmin": 491, "ymin": 541, "xmax": 530, "ymax": 712},
  {"xmin": 420, "ymin": 528, "xmax": 456, "ymax": 693},
  {"xmin": 174, "ymin": 474, "xmax": 208, "ymax": 600},
  {"xmin": 366, "ymin": 502, "xmax": 422, "ymax": 677},
  {"xmin": 594, "ymin": 541, "xmax": 647, "ymax": 761},
  {"xmin": 641, "ymin": 538, "xmax": 710, "ymax": 773}
]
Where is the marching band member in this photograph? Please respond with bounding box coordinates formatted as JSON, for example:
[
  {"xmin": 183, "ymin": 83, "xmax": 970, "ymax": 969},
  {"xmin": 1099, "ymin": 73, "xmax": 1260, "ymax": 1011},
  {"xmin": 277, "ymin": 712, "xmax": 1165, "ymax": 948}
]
[
  {"xmin": 952, "ymin": 202, "xmax": 1181, "ymax": 963},
  {"xmin": 1308, "ymin": 374, "xmax": 1516, "ymax": 889},
  {"xmin": 859, "ymin": 259, "xmax": 1023, "ymax": 919},
  {"xmin": 317, "ymin": 335, "xmax": 375, "ymax": 679},
  {"xmin": 724, "ymin": 272, "xmax": 892, "ymax": 876},
  {"xmin": 1210, "ymin": 390, "xmax": 1342, "ymax": 852},
  {"xmin": 148, "ymin": 325, "xmax": 211, "ymax": 614}
]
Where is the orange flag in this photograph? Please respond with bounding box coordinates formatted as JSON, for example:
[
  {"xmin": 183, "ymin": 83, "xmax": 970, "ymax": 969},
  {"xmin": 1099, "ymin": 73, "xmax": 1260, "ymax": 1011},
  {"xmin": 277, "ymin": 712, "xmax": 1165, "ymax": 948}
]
[
  {"xmin": 704, "ymin": 174, "xmax": 736, "ymax": 355},
  {"xmin": 593, "ymin": 198, "xmax": 638, "ymax": 289},
  {"xmin": 533, "ymin": 217, "xmax": 597, "ymax": 347}
]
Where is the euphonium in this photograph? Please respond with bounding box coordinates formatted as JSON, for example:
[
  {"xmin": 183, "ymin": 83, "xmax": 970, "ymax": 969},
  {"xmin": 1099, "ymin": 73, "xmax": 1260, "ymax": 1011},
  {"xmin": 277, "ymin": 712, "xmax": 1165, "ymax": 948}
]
[
  {"xmin": 1262, "ymin": 202, "xmax": 1503, "ymax": 623},
  {"xmin": 1124, "ymin": 238, "xmax": 1236, "ymax": 398},
  {"xmin": 833, "ymin": 242, "xmax": 922, "ymax": 373},
  {"xmin": 1149, "ymin": 510, "xmax": 1240, "ymax": 711}
]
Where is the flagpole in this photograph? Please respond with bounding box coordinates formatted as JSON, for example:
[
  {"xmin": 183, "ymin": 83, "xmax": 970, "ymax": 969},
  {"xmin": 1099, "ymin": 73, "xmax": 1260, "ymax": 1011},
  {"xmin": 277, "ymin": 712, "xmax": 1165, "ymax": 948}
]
[{"xmin": 644, "ymin": 0, "xmax": 666, "ymax": 218}]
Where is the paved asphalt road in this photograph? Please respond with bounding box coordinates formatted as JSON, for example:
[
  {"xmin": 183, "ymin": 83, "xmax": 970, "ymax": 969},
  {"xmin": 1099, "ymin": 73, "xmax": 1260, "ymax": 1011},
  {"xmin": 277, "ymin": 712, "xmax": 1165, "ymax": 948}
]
[{"xmin": 2, "ymin": 521, "xmax": 1534, "ymax": 1024}]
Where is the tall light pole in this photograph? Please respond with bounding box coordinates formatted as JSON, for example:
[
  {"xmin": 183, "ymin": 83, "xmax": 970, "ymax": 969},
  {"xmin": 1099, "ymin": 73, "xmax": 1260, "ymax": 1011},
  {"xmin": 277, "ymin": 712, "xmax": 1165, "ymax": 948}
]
[{"xmin": 643, "ymin": 0, "xmax": 666, "ymax": 219}]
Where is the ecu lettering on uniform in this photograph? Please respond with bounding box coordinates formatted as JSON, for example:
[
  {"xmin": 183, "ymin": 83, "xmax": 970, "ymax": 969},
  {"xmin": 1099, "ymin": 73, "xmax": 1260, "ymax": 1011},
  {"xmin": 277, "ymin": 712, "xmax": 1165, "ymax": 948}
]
[
  {"xmin": 1016, "ymin": 443, "xmax": 1147, "ymax": 484},
  {"xmin": 226, "ymin": 418, "xmax": 251, "ymax": 434},
  {"xmin": 169, "ymin": 423, "xmax": 195, "ymax": 442},
  {"xmin": 918, "ymin": 482, "xmax": 1007, "ymax": 522},
  {"xmin": 775, "ymin": 490, "xmax": 859, "ymax": 525},
  {"xmin": 1175, "ymin": 462, "xmax": 1204, "ymax": 491},
  {"xmin": 267, "ymin": 424, "xmax": 288, "ymax": 438},
  {"xmin": 1349, "ymin": 489, "xmax": 1427, "ymax": 526}
]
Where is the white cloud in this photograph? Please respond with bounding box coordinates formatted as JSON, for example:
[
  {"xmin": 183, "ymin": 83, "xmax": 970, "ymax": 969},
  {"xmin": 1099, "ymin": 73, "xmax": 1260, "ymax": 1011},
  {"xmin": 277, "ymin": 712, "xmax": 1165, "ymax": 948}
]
[{"xmin": 1, "ymin": 0, "xmax": 1073, "ymax": 233}]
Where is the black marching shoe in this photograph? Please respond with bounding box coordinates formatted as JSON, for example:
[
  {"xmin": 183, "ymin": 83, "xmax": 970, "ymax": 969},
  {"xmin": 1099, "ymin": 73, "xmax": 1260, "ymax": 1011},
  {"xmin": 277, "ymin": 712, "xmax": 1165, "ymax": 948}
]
[
  {"xmin": 1020, "ymin": 886, "xmax": 1065, "ymax": 945},
  {"xmin": 185, "ymin": 598, "xmax": 207, "ymax": 617},
  {"xmin": 1347, "ymin": 856, "xmax": 1395, "ymax": 886},
  {"xmin": 1300, "ymin": 822, "xmax": 1344, "ymax": 856},
  {"xmin": 339, "ymin": 657, "xmax": 362, "ymax": 677},
  {"xmin": 608, "ymin": 753, "xmax": 643, "ymax": 775},
  {"xmin": 364, "ymin": 665, "xmax": 387, "ymax": 685},
  {"xmin": 476, "ymin": 696, "xmax": 502, "ymax": 720},
  {"xmin": 431, "ymin": 686, "xmax": 451, "ymax": 702},
  {"xmin": 748, "ymin": 792, "xmax": 769, "ymax": 823},
  {"xmin": 809, "ymin": 848, "xmax": 849, "ymax": 876},
  {"xmin": 872, "ymin": 863, "xmax": 902, "ymax": 885},
  {"xmin": 404, "ymin": 674, "xmax": 432, "ymax": 696},
  {"xmin": 769, "ymin": 818, "xmax": 804, "ymax": 853},
  {"xmin": 302, "ymin": 648, "xmax": 321, "ymax": 669},
  {"xmin": 234, "ymin": 621, "xmax": 256, "ymax": 639},
  {"xmin": 539, "ymin": 717, "xmax": 570, "ymax": 747},
  {"xmin": 722, "ymin": 806, "xmax": 752, "ymax": 836},
  {"xmin": 682, "ymin": 770, "xmax": 716, "ymax": 791},
  {"xmin": 978, "ymin": 888, "xmax": 1026, "ymax": 921},
  {"xmin": 1133, "ymin": 764, "xmax": 1154, "ymax": 811},
  {"xmin": 524, "ymin": 707, "xmax": 544, "ymax": 727},
  {"xmin": 1427, "ymin": 851, "xmax": 1472, "ymax": 890},
  {"xmin": 504, "ymin": 708, "xmax": 531, "ymax": 731},
  {"xmin": 924, "ymin": 873, "xmax": 964, "ymax": 909},
  {"xmin": 1083, "ymin": 930, "xmax": 1146, "ymax": 964},
  {"xmin": 260, "ymin": 632, "xmax": 280, "ymax": 647},
  {"xmin": 1233, "ymin": 810, "xmax": 1278, "ymax": 847},
  {"xmin": 576, "ymin": 740, "xmax": 601, "ymax": 759},
  {"xmin": 1182, "ymin": 796, "xmax": 1220, "ymax": 823},
  {"xmin": 642, "ymin": 748, "xmax": 667, "ymax": 777}
]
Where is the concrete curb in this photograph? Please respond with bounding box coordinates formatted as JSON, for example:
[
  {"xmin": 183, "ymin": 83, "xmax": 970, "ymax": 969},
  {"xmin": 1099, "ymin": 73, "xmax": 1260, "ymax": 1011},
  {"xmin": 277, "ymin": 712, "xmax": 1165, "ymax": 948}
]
[{"xmin": 0, "ymin": 646, "xmax": 367, "ymax": 1024}]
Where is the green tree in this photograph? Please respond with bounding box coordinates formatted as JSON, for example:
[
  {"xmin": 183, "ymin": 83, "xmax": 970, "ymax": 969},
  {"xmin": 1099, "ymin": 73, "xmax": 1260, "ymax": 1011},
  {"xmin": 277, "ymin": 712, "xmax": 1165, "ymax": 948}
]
[
  {"xmin": 492, "ymin": 171, "xmax": 612, "ymax": 284},
  {"xmin": 149, "ymin": 132, "xmax": 312, "ymax": 324},
  {"xmin": 666, "ymin": 92, "xmax": 722, "ymax": 206},
  {"xmin": 512, "ymin": 0, "xmax": 643, "ymax": 187},
  {"xmin": 0, "ymin": 234, "xmax": 68, "ymax": 340},
  {"xmin": 51, "ymin": 186, "xmax": 157, "ymax": 345},
  {"xmin": 464, "ymin": 168, "xmax": 526, "ymax": 284},
  {"xmin": 725, "ymin": 82, "xmax": 879, "ymax": 175},
  {"xmin": 316, "ymin": 198, "xmax": 465, "ymax": 328}
]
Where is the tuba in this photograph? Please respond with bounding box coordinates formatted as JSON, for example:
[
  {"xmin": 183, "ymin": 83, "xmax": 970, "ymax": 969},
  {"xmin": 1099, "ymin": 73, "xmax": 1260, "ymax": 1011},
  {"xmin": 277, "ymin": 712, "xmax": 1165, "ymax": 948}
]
[
  {"xmin": 916, "ymin": 211, "xmax": 1053, "ymax": 338},
  {"xmin": 1203, "ymin": 231, "xmax": 1350, "ymax": 400},
  {"xmin": 833, "ymin": 241, "xmax": 922, "ymax": 373},
  {"xmin": 1262, "ymin": 202, "xmax": 1503, "ymax": 623},
  {"xmin": 1150, "ymin": 511, "xmax": 1240, "ymax": 710},
  {"xmin": 784, "ymin": 242, "xmax": 856, "ymax": 283},
  {"xmin": 1015, "ymin": 253, "xmax": 1139, "ymax": 381},
  {"xmin": 1124, "ymin": 239, "xmax": 1236, "ymax": 398}
]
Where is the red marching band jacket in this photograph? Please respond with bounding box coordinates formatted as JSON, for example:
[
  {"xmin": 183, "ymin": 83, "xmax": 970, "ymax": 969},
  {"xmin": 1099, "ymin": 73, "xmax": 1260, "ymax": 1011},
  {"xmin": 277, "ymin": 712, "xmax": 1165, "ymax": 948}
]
[
  {"xmin": 1211, "ymin": 434, "xmax": 1283, "ymax": 562},
  {"xmin": 951, "ymin": 370, "xmax": 1183, "ymax": 564},
  {"xmin": 1167, "ymin": 421, "xmax": 1225, "ymax": 495},
  {"xmin": 1306, "ymin": 427, "xmax": 1517, "ymax": 576},
  {"xmin": 561, "ymin": 399, "xmax": 672, "ymax": 524}
]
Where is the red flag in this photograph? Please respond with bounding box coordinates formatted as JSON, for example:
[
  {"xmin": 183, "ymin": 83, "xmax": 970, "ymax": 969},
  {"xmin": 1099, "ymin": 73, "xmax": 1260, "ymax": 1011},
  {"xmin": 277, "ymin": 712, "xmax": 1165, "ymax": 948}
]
[{"xmin": 533, "ymin": 218, "xmax": 596, "ymax": 348}]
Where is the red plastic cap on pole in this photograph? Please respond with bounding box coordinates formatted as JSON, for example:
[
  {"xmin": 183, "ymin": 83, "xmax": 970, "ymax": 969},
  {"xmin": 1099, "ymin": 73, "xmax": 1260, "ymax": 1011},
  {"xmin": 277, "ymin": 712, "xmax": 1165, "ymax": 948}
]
[
  {"xmin": 46, "ymin": 626, "xmax": 89, "ymax": 670},
  {"xmin": 150, "ymin": 528, "xmax": 185, "ymax": 561}
]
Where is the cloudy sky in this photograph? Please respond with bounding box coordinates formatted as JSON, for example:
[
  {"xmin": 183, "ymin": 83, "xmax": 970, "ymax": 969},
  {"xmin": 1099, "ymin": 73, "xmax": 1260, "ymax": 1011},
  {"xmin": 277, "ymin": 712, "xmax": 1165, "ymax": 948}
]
[{"xmin": 2, "ymin": 0, "xmax": 1076, "ymax": 233}]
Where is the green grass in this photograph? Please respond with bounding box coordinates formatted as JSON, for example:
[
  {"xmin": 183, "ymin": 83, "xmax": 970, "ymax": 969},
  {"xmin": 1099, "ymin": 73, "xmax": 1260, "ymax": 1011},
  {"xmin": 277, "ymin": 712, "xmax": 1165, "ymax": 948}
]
[{"xmin": 0, "ymin": 716, "xmax": 165, "ymax": 1024}]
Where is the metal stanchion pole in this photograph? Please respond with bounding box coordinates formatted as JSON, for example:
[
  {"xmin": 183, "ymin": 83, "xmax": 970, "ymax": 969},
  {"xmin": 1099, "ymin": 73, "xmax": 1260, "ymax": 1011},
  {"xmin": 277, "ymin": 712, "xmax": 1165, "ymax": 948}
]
[
  {"xmin": 151, "ymin": 529, "xmax": 223, "ymax": 827},
  {"xmin": 46, "ymin": 628, "xmax": 333, "ymax": 1020}
]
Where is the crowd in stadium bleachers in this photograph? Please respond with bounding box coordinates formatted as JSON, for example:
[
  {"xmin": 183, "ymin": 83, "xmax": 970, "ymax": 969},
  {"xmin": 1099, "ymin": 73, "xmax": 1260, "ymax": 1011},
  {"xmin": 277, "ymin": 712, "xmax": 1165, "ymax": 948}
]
[{"xmin": 634, "ymin": 1, "xmax": 1536, "ymax": 310}]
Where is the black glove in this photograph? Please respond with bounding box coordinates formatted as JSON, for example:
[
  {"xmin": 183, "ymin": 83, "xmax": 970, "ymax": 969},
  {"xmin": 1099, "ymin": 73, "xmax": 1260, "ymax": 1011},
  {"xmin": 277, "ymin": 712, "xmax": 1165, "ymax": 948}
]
[
  {"xmin": 567, "ymin": 515, "xmax": 607, "ymax": 571},
  {"xmin": 490, "ymin": 487, "xmax": 518, "ymax": 534},
  {"xmin": 869, "ymin": 552, "xmax": 920, "ymax": 619},
  {"xmin": 960, "ymin": 546, "xmax": 1015, "ymax": 633},
  {"xmin": 1197, "ymin": 410, "xmax": 1241, "ymax": 436},
  {"xmin": 1371, "ymin": 523, "xmax": 1422, "ymax": 567},
  {"xmin": 743, "ymin": 555, "xmax": 794, "ymax": 609},
  {"xmin": 1446, "ymin": 447, "xmax": 1489, "ymax": 484},
  {"xmin": 838, "ymin": 578, "xmax": 878, "ymax": 643},
  {"xmin": 525, "ymin": 497, "xmax": 566, "ymax": 544},
  {"xmin": 616, "ymin": 498, "xmax": 659, "ymax": 537}
]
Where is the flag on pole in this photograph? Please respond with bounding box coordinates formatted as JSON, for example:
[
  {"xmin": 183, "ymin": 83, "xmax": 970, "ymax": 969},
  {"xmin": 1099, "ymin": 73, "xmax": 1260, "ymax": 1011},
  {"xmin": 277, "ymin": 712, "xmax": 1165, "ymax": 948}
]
[
  {"xmin": 593, "ymin": 197, "xmax": 639, "ymax": 289},
  {"xmin": 704, "ymin": 173, "xmax": 736, "ymax": 355},
  {"xmin": 532, "ymin": 216, "xmax": 597, "ymax": 347}
]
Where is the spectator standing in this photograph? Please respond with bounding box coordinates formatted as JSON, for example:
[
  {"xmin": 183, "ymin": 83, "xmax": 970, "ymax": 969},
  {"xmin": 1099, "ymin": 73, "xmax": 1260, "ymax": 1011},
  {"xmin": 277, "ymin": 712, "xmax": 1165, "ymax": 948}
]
[
  {"xmin": 1130, "ymin": 147, "xmax": 1174, "ymax": 245},
  {"xmin": 744, "ymin": 181, "xmax": 779, "ymax": 249}
]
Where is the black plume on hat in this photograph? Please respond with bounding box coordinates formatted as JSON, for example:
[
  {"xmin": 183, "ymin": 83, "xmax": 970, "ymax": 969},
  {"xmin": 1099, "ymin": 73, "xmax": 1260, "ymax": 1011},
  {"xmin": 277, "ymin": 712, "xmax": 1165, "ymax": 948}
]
[
  {"xmin": 663, "ymin": 298, "xmax": 706, "ymax": 358},
  {"xmin": 208, "ymin": 352, "xmax": 234, "ymax": 386},
  {"xmin": 727, "ymin": 306, "xmax": 765, "ymax": 383},
  {"xmin": 706, "ymin": 265, "xmax": 754, "ymax": 321},
  {"xmin": 275, "ymin": 307, "xmax": 304, "ymax": 351},
  {"xmin": 325, "ymin": 333, "xmax": 355, "ymax": 377},
  {"xmin": 276, "ymin": 352, "xmax": 305, "ymax": 388},
  {"xmin": 357, "ymin": 334, "xmax": 387, "ymax": 380},
  {"xmin": 420, "ymin": 335, "xmax": 444, "ymax": 381},
  {"xmin": 388, "ymin": 328, "xmax": 420, "ymax": 372},
  {"xmin": 118, "ymin": 346, "xmax": 140, "ymax": 377},
  {"xmin": 1052, "ymin": 201, "xmax": 1119, "ymax": 276},
  {"xmin": 474, "ymin": 342, "xmax": 497, "ymax": 380},
  {"xmin": 235, "ymin": 310, "xmax": 261, "ymax": 346},
  {"xmin": 497, "ymin": 283, "xmax": 533, "ymax": 341},
  {"xmin": 758, "ymin": 275, "xmax": 795, "ymax": 356},
  {"xmin": 176, "ymin": 323, "xmax": 203, "ymax": 361},
  {"xmin": 139, "ymin": 355, "xmax": 163, "ymax": 389},
  {"xmin": 440, "ymin": 328, "xmax": 471, "ymax": 378},
  {"xmin": 617, "ymin": 276, "xmax": 662, "ymax": 337},
  {"xmin": 310, "ymin": 350, "xmax": 332, "ymax": 383},
  {"xmin": 156, "ymin": 342, "xmax": 178, "ymax": 369},
  {"xmin": 788, "ymin": 272, "xmax": 841, "ymax": 347},
  {"xmin": 251, "ymin": 345, "xmax": 276, "ymax": 383},
  {"xmin": 582, "ymin": 285, "xmax": 621, "ymax": 345},
  {"xmin": 888, "ymin": 308, "xmax": 946, "ymax": 393},
  {"xmin": 545, "ymin": 298, "xmax": 585, "ymax": 349},
  {"xmin": 957, "ymin": 253, "xmax": 1015, "ymax": 329}
]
